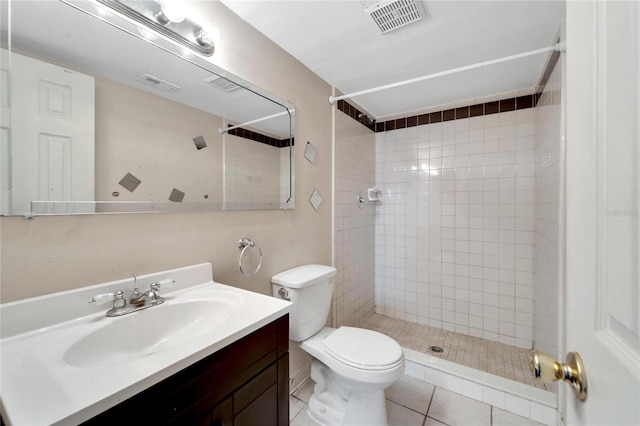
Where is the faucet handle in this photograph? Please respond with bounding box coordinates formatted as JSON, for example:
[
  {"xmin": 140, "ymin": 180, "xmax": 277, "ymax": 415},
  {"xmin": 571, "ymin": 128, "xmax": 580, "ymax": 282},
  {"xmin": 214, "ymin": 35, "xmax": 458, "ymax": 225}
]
[
  {"xmin": 89, "ymin": 292, "xmax": 115, "ymax": 305},
  {"xmin": 150, "ymin": 278, "xmax": 175, "ymax": 291},
  {"xmin": 89, "ymin": 291, "xmax": 125, "ymax": 306}
]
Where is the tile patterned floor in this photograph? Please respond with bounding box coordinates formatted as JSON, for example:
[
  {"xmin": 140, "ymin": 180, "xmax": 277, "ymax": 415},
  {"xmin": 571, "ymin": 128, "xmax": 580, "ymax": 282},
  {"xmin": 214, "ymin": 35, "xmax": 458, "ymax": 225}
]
[
  {"xmin": 357, "ymin": 312, "xmax": 545, "ymax": 390},
  {"xmin": 290, "ymin": 375, "xmax": 545, "ymax": 426}
]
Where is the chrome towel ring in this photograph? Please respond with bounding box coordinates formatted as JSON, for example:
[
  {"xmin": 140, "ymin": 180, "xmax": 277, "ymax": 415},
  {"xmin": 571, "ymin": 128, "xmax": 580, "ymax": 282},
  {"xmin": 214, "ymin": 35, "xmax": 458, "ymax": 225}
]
[{"xmin": 238, "ymin": 237, "xmax": 263, "ymax": 277}]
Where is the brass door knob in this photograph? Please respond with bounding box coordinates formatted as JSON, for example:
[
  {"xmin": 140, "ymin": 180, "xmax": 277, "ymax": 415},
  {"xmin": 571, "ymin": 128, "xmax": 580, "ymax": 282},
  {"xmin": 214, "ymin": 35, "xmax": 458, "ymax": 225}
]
[{"xmin": 530, "ymin": 350, "xmax": 588, "ymax": 401}]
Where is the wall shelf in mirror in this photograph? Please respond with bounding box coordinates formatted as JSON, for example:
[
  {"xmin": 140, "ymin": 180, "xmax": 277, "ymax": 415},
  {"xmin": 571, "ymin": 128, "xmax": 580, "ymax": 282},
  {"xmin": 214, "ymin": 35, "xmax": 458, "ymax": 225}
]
[{"xmin": 0, "ymin": 0, "xmax": 295, "ymax": 217}]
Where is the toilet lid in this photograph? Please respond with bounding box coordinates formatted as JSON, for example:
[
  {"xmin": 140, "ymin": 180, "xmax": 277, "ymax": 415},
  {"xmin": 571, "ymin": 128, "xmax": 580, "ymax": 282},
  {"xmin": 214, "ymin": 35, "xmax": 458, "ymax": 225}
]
[{"xmin": 323, "ymin": 327, "xmax": 403, "ymax": 370}]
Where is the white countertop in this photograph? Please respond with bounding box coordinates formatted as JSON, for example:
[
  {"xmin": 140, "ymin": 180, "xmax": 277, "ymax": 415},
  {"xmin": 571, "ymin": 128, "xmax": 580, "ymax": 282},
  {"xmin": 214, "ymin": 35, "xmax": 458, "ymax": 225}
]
[{"xmin": 0, "ymin": 263, "xmax": 291, "ymax": 425}]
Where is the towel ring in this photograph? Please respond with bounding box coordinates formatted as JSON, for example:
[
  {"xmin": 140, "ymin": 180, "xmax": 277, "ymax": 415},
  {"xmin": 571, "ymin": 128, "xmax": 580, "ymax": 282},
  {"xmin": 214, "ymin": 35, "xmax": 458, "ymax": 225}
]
[{"xmin": 238, "ymin": 238, "xmax": 263, "ymax": 277}]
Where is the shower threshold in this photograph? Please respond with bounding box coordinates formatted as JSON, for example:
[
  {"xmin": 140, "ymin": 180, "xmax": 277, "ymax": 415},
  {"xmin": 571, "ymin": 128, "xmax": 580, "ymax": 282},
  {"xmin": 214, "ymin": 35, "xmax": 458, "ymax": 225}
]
[{"xmin": 357, "ymin": 312, "xmax": 546, "ymax": 390}]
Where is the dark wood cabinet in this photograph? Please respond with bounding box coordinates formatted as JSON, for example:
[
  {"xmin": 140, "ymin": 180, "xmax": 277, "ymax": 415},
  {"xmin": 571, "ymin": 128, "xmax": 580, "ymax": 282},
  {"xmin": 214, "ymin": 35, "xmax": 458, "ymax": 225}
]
[{"xmin": 83, "ymin": 314, "xmax": 289, "ymax": 426}]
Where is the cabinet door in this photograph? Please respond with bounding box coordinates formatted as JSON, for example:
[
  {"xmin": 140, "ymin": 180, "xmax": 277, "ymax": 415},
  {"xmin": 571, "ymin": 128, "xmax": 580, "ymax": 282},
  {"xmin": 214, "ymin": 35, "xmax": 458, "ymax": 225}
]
[
  {"xmin": 277, "ymin": 354, "xmax": 289, "ymax": 426},
  {"xmin": 234, "ymin": 384, "xmax": 278, "ymax": 426},
  {"xmin": 210, "ymin": 396, "xmax": 233, "ymax": 426}
]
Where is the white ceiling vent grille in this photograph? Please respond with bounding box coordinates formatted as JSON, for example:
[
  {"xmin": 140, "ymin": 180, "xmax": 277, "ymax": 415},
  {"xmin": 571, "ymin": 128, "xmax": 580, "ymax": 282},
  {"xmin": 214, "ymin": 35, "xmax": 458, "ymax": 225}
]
[
  {"xmin": 204, "ymin": 75, "xmax": 242, "ymax": 92},
  {"xmin": 136, "ymin": 74, "xmax": 180, "ymax": 93},
  {"xmin": 364, "ymin": 0, "xmax": 425, "ymax": 34}
]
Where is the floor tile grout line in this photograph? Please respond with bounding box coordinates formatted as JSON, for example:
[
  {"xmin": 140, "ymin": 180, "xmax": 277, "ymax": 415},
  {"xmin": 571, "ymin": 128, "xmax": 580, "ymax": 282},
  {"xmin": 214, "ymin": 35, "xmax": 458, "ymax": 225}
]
[
  {"xmin": 425, "ymin": 383, "xmax": 437, "ymax": 422},
  {"xmin": 490, "ymin": 404, "xmax": 493, "ymax": 425},
  {"xmin": 384, "ymin": 397, "xmax": 427, "ymax": 419}
]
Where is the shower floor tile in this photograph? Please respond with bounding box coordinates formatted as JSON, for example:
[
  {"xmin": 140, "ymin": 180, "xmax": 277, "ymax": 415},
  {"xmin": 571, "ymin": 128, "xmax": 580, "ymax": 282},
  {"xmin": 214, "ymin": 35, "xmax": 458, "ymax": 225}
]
[{"xmin": 357, "ymin": 312, "xmax": 545, "ymax": 390}]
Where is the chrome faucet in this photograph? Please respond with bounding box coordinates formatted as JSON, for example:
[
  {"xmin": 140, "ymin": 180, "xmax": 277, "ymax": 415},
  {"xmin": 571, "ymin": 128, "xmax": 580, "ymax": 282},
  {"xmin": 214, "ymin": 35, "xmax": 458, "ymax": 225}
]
[
  {"xmin": 129, "ymin": 274, "xmax": 146, "ymax": 306},
  {"xmin": 89, "ymin": 278, "xmax": 175, "ymax": 317}
]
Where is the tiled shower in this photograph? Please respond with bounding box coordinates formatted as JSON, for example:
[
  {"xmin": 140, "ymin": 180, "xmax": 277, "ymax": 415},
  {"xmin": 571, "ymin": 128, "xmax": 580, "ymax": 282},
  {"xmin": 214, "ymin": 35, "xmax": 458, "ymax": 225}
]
[
  {"xmin": 374, "ymin": 105, "xmax": 537, "ymax": 349},
  {"xmin": 333, "ymin": 54, "xmax": 564, "ymax": 385}
]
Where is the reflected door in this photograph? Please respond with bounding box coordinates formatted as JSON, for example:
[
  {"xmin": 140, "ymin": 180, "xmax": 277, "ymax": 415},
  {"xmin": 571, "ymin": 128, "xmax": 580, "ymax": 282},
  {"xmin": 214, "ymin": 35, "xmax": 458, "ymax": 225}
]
[{"xmin": 9, "ymin": 50, "xmax": 95, "ymax": 215}]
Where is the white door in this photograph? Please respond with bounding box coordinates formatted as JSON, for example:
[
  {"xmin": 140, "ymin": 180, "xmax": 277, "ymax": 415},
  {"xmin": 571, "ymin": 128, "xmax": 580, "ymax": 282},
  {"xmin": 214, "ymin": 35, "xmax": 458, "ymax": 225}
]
[
  {"xmin": 9, "ymin": 49, "xmax": 95, "ymax": 215},
  {"xmin": 565, "ymin": 1, "xmax": 639, "ymax": 424}
]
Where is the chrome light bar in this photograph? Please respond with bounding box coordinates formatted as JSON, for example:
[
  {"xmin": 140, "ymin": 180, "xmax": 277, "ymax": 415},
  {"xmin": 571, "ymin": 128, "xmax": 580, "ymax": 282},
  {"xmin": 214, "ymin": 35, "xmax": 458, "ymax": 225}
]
[{"xmin": 95, "ymin": 0, "xmax": 214, "ymax": 56}]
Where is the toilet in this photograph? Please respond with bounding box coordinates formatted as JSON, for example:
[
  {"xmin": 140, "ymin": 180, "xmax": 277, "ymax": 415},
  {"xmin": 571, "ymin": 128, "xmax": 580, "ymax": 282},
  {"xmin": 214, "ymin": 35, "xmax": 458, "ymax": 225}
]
[{"xmin": 272, "ymin": 264, "xmax": 405, "ymax": 426}]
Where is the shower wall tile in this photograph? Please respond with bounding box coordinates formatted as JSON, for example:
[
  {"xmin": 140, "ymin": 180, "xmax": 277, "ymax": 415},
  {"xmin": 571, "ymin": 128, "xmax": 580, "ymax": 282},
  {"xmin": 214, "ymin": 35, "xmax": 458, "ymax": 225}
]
[
  {"xmin": 375, "ymin": 110, "xmax": 536, "ymax": 348},
  {"xmin": 334, "ymin": 110, "xmax": 376, "ymax": 327},
  {"xmin": 225, "ymin": 135, "xmax": 283, "ymax": 205}
]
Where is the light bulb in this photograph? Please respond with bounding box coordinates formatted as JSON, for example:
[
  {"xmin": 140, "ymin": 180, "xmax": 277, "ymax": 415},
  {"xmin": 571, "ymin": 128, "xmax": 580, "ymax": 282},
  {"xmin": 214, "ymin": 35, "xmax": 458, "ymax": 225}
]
[
  {"xmin": 155, "ymin": 1, "xmax": 185, "ymax": 24},
  {"xmin": 195, "ymin": 29, "xmax": 214, "ymax": 47}
]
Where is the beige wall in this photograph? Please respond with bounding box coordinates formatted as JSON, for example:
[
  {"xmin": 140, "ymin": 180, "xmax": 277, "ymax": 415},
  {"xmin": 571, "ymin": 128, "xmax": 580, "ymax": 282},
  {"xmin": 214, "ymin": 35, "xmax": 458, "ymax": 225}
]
[{"xmin": 0, "ymin": 1, "xmax": 332, "ymax": 302}]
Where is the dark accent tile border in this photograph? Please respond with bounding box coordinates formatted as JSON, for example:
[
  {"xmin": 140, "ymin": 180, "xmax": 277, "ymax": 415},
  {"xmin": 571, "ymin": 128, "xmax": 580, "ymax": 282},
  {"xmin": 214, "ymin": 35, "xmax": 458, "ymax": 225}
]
[
  {"xmin": 470, "ymin": 104, "xmax": 484, "ymax": 117},
  {"xmin": 442, "ymin": 109, "xmax": 455, "ymax": 121},
  {"xmin": 227, "ymin": 126, "xmax": 294, "ymax": 148},
  {"xmin": 485, "ymin": 101, "xmax": 499, "ymax": 115},
  {"xmin": 336, "ymin": 98, "xmax": 377, "ymax": 131},
  {"xmin": 336, "ymin": 93, "xmax": 542, "ymax": 133},
  {"xmin": 371, "ymin": 94, "xmax": 539, "ymax": 132},
  {"xmin": 456, "ymin": 106, "xmax": 469, "ymax": 119}
]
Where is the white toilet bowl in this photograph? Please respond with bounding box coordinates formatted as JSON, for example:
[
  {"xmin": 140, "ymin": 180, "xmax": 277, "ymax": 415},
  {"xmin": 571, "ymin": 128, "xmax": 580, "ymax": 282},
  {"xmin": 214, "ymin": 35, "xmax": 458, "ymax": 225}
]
[{"xmin": 299, "ymin": 327, "xmax": 405, "ymax": 426}]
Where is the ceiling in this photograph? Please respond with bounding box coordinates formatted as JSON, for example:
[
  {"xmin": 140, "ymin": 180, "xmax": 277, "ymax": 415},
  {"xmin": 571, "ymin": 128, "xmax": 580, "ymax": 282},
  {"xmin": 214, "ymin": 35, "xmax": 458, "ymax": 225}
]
[{"xmin": 221, "ymin": 0, "xmax": 565, "ymax": 120}]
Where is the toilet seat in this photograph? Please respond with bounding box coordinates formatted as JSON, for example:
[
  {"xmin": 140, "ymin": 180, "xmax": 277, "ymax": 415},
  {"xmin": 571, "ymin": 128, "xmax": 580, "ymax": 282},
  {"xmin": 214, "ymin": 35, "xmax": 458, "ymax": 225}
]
[
  {"xmin": 323, "ymin": 327, "xmax": 403, "ymax": 371},
  {"xmin": 300, "ymin": 326, "xmax": 405, "ymax": 386}
]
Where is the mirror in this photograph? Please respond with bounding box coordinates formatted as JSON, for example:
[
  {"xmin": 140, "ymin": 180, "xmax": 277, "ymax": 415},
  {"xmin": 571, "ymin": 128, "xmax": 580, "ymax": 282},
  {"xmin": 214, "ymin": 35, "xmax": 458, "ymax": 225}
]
[{"xmin": 0, "ymin": 0, "xmax": 295, "ymax": 216}]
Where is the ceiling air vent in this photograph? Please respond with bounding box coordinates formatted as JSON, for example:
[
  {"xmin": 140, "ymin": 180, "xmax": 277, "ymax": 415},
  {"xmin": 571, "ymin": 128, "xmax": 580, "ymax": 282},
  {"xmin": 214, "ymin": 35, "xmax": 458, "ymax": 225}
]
[
  {"xmin": 204, "ymin": 75, "xmax": 242, "ymax": 92},
  {"xmin": 136, "ymin": 74, "xmax": 180, "ymax": 93},
  {"xmin": 364, "ymin": 0, "xmax": 425, "ymax": 34}
]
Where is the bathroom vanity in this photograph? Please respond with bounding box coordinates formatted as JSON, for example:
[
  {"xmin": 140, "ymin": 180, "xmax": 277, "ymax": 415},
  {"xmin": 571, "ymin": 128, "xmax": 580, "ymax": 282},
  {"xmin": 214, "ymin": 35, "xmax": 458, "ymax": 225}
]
[
  {"xmin": 83, "ymin": 315, "xmax": 289, "ymax": 426},
  {"xmin": 0, "ymin": 263, "xmax": 291, "ymax": 425}
]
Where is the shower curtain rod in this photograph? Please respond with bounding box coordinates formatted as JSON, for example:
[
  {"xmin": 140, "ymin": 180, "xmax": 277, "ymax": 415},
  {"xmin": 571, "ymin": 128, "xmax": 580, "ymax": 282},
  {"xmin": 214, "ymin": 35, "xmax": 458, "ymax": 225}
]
[
  {"xmin": 218, "ymin": 109, "xmax": 294, "ymax": 134},
  {"xmin": 328, "ymin": 43, "xmax": 565, "ymax": 105}
]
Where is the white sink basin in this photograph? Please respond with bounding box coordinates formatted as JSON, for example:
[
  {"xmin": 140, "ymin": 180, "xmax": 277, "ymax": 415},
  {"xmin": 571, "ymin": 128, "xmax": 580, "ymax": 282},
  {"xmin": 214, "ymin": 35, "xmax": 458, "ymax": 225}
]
[
  {"xmin": 64, "ymin": 292, "xmax": 243, "ymax": 367},
  {"xmin": 0, "ymin": 263, "xmax": 291, "ymax": 426}
]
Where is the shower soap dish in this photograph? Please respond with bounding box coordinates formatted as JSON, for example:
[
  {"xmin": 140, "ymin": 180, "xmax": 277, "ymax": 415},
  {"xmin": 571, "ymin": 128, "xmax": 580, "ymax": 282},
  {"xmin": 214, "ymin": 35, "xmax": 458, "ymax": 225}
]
[{"xmin": 367, "ymin": 188, "xmax": 382, "ymax": 202}]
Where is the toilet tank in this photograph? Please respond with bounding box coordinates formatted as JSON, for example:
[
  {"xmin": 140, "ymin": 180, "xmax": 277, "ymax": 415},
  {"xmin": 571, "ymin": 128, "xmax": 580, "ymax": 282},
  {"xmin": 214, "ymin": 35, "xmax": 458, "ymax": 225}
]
[{"xmin": 271, "ymin": 264, "xmax": 337, "ymax": 342}]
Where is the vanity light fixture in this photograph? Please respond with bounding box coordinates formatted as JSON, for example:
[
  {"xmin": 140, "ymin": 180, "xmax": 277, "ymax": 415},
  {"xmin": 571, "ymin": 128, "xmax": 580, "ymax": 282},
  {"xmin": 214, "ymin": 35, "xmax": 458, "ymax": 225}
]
[{"xmin": 95, "ymin": 0, "xmax": 214, "ymax": 56}]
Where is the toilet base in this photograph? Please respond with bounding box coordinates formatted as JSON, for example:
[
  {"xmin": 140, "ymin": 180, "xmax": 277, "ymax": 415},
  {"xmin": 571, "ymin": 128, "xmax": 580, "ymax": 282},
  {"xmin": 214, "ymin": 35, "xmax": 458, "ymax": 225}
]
[{"xmin": 307, "ymin": 360, "xmax": 389, "ymax": 426}]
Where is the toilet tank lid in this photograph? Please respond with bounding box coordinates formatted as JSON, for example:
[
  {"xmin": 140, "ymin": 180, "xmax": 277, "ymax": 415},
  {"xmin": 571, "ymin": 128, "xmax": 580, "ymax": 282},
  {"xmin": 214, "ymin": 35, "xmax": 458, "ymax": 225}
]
[{"xmin": 271, "ymin": 264, "xmax": 337, "ymax": 288}]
